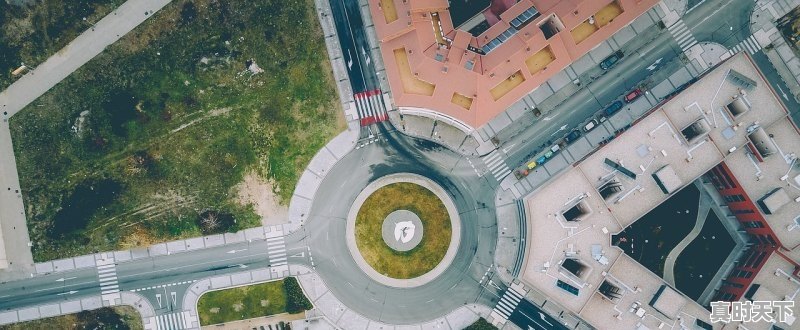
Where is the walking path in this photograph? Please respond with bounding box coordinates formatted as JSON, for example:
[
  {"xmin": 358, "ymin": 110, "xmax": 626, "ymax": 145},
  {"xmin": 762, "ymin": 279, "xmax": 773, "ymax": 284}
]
[
  {"xmin": 663, "ymin": 192, "xmax": 711, "ymax": 286},
  {"xmin": 0, "ymin": 0, "xmax": 174, "ymax": 282}
]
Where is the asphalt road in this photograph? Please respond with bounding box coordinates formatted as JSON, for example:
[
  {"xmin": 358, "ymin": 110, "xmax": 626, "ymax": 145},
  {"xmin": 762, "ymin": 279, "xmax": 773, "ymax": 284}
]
[
  {"xmin": 497, "ymin": 0, "xmax": 797, "ymax": 172},
  {"xmin": 0, "ymin": 237, "xmax": 305, "ymax": 314},
  {"xmin": 300, "ymin": 121, "xmax": 505, "ymax": 324},
  {"xmin": 1, "ymin": 1, "xmax": 797, "ymax": 328},
  {"xmin": 328, "ymin": 0, "xmax": 381, "ymax": 94},
  {"xmin": 508, "ymin": 298, "xmax": 568, "ymax": 330}
]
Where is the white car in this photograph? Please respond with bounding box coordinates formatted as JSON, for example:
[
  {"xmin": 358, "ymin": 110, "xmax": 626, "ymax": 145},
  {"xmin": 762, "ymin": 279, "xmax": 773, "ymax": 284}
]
[{"xmin": 583, "ymin": 119, "xmax": 598, "ymax": 132}]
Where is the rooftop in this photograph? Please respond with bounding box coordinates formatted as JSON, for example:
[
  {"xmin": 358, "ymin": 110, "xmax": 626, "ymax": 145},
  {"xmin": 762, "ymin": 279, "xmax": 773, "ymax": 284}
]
[
  {"xmin": 520, "ymin": 53, "xmax": 799, "ymax": 329},
  {"xmin": 369, "ymin": 0, "xmax": 660, "ymax": 129}
]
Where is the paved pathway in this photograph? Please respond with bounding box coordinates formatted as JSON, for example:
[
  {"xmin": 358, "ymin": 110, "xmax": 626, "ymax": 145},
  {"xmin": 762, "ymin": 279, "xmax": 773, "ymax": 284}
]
[
  {"xmin": 663, "ymin": 192, "xmax": 711, "ymax": 285},
  {"xmin": 0, "ymin": 0, "xmax": 174, "ymax": 282}
]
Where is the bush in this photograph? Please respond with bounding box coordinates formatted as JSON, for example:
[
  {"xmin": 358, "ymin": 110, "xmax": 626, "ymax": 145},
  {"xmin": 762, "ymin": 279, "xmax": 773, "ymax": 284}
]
[
  {"xmin": 464, "ymin": 318, "xmax": 497, "ymax": 330},
  {"xmin": 283, "ymin": 277, "xmax": 312, "ymax": 314}
]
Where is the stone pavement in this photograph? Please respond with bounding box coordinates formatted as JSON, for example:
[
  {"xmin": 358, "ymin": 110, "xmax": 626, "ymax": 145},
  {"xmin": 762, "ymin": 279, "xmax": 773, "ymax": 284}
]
[{"xmin": 0, "ymin": 0, "xmax": 175, "ymax": 282}]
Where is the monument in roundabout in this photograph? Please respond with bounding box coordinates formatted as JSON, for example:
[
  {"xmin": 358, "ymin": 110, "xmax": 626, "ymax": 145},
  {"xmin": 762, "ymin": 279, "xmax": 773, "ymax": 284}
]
[{"xmin": 346, "ymin": 173, "xmax": 461, "ymax": 287}]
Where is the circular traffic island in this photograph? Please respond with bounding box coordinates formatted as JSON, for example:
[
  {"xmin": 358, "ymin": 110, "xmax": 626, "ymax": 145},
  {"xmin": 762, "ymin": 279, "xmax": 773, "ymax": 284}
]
[{"xmin": 347, "ymin": 174, "xmax": 461, "ymax": 287}]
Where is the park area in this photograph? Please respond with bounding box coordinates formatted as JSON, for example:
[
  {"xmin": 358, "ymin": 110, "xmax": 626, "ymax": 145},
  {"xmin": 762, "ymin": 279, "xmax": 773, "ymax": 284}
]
[
  {"xmin": 355, "ymin": 182, "xmax": 451, "ymax": 279},
  {"xmin": 10, "ymin": 0, "xmax": 345, "ymax": 261},
  {"xmin": 197, "ymin": 277, "xmax": 312, "ymax": 326},
  {"xmin": 0, "ymin": 306, "xmax": 141, "ymax": 330}
]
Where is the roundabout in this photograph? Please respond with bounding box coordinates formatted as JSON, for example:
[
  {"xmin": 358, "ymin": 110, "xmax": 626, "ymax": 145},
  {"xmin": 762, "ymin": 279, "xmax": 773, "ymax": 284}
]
[
  {"xmin": 346, "ymin": 173, "xmax": 461, "ymax": 287},
  {"xmin": 298, "ymin": 124, "xmax": 499, "ymax": 324}
]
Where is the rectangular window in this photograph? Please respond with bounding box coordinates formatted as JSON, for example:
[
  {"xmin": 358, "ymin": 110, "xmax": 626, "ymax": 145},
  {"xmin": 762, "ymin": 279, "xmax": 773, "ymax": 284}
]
[{"xmin": 556, "ymin": 280, "xmax": 579, "ymax": 296}]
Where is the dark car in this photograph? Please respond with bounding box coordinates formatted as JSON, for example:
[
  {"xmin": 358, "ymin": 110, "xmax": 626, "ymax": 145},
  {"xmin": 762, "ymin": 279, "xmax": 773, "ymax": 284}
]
[
  {"xmin": 564, "ymin": 129, "xmax": 582, "ymax": 144},
  {"xmin": 625, "ymin": 88, "xmax": 644, "ymax": 103},
  {"xmin": 599, "ymin": 51, "xmax": 624, "ymax": 70},
  {"xmin": 604, "ymin": 101, "xmax": 624, "ymax": 116}
]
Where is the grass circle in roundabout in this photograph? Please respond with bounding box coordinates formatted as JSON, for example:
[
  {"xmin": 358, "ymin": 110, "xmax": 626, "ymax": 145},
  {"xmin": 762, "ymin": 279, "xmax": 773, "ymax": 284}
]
[{"xmin": 355, "ymin": 182, "xmax": 451, "ymax": 279}]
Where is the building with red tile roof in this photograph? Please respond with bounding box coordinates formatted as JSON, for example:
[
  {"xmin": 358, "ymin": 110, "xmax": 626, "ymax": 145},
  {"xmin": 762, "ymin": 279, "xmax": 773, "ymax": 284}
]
[{"xmin": 369, "ymin": 0, "xmax": 661, "ymax": 129}]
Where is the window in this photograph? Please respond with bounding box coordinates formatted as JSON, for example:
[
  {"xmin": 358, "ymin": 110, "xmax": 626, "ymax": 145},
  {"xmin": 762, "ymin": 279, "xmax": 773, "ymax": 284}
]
[
  {"xmin": 743, "ymin": 221, "xmax": 764, "ymax": 228},
  {"xmin": 556, "ymin": 280, "xmax": 579, "ymax": 296},
  {"xmin": 734, "ymin": 209, "xmax": 756, "ymax": 215},
  {"xmin": 696, "ymin": 319, "xmax": 713, "ymax": 330},
  {"xmin": 744, "ymin": 284, "xmax": 760, "ymax": 301}
]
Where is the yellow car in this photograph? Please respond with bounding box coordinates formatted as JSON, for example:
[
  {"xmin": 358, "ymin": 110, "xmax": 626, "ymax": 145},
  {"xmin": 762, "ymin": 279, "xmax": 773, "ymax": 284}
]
[{"xmin": 526, "ymin": 161, "xmax": 537, "ymax": 170}]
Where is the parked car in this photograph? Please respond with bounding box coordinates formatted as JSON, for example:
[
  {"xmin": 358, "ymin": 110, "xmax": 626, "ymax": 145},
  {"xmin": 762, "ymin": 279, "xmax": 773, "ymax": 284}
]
[
  {"xmin": 564, "ymin": 129, "xmax": 582, "ymax": 144},
  {"xmin": 583, "ymin": 119, "xmax": 598, "ymax": 132},
  {"xmin": 536, "ymin": 155, "xmax": 547, "ymax": 164},
  {"xmin": 599, "ymin": 51, "xmax": 624, "ymax": 70},
  {"xmin": 527, "ymin": 160, "xmax": 538, "ymax": 170},
  {"xmin": 604, "ymin": 101, "xmax": 624, "ymax": 116},
  {"xmin": 625, "ymin": 88, "xmax": 644, "ymax": 103}
]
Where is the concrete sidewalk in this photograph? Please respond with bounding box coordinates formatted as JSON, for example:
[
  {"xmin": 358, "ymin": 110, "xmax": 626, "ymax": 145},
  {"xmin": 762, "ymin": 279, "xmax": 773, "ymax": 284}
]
[
  {"xmin": 293, "ymin": 265, "xmax": 492, "ymax": 330},
  {"xmin": 0, "ymin": 0, "xmax": 175, "ymax": 281},
  {"xmin": 749, "ymin": 0, "xmax": 800, "ymax": 101},
  {"xmin": 0, "ymin": 291, "xmax": 155, "ymax": 327}
]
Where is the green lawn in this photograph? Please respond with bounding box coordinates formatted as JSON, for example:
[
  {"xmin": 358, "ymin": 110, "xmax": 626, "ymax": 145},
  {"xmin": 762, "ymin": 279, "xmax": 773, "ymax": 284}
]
[
  {"xmin": 0, "ymin": 0, "xmax": 124, "ymax": 90},
  {"xmin": 355, "ymin": 182, "xmax": 451, "ymax": 279},
  {"xmin": 0, "ymin": 306, "xmax": 142, "ymax": 330},
  {"xmin": 10, "ymin": 0, "xmax": 345, "ymax": 261},
  {"xmin": 197, "ymin": 277, "xmax": 312, "ymax": 326}
]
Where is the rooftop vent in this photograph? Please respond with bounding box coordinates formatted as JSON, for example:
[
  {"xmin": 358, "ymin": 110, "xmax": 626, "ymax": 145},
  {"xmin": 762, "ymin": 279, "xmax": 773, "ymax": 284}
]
[
  {"xmin": 725, "ymin": 94, "xmax": 751, "ymax": 118},
  {"xmin": 560, "ymin": 258, "xmax": 591, "ymax": 282},
  {"xmin": 562, "ymin": 197, "xmax": 592, "ymax": 222},
  {"xmin": 599, "ymin": 280, "xmax": 623, "ymax": 302},
  {"xmin": 747, "ymin": 127, "xmax": 776, "ymax": 158},
  {"xmin": 681, "ymin": 117, "xmax": 711, "ymax": 145},
  {"xmin": 652, "ymin": 165, "xmax": 683, "ymax": 195},
  {"xmin": 757, "ymin": 187, "xmax": 791, "ymax": 215},
  {"xmin": 598, "ymin": 177, "xmax": 624, "ymax": 201}
]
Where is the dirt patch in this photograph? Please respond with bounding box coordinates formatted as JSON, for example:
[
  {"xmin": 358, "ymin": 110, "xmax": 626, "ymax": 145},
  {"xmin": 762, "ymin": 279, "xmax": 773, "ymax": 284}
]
[{"xmin": 236, "ymin": 172, "xmax": 288, "ymax": 226}]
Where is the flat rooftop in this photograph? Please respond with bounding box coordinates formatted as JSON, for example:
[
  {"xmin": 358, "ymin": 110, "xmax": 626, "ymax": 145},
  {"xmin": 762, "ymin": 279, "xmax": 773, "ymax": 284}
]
[
  {"xmin": 369, "ymin": 0, "xmax": 660, "ymax": 129},
  {"xmin": 725, "ymin": 253, "xmax": 800, "ymax": 329},
  {"xmin": 520, "ymin": 53, "xmax": 797, "ymax": 329}
]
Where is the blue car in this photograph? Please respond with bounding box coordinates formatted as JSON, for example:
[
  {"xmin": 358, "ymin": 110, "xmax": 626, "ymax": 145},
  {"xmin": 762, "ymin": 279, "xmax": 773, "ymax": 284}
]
[{"xmin": 604, "ymin": 101, "xmax": 624, "ymax": 116}]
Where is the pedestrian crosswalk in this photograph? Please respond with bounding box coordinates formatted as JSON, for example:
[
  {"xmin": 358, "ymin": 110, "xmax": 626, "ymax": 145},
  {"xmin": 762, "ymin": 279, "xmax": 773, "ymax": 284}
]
[
  {"xmin": 96, "ymin": 255, "xmax": 120, "ymax": 305},
  {"xmin": 727, "ymin": 35, "xmax": 762, "ymax": 56},
  {"xmin": 491, "ymin": 286, "xmax": 524, "ymax": 323},
  {"xmin": 154, "ymin": 311, "xmax": 188, "ymax": 330},
  {"xmin": 355, "ymin": 89, "xmax": 389, "ymax": 126},
  {"xmin": 267, "ymin": 236, "xmax": 288, "ymax": 268},
  {"xmin": 667, "ymin": 20, "xmax": 698, "ymax": 53},
  {"xmin": 482, "ymin": 150, "xmax": 511, "ymax": 182}
]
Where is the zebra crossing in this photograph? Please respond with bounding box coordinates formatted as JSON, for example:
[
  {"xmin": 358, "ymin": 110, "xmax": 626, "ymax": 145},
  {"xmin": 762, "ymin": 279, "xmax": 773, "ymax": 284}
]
[
  {"xmin": 482, "ymin": 150, "xmax": 511, "ymax": 182},
  {"xmin": 267, "ymin": 236, "xmax": 288, "ymax": 269},
  {"xmin": 667, "ymin": 20, "xmax": 698, "ymax": 53},
  {"xmin": 355, "ymin": 89, "xmax": 389, "ymax": 126},
  {"xmin": 491, "ymin": 286, "xmax": 524, "ymax": 323},
  {"xmin": 727, "ymin": 35, "xmax": 763, "ymax": 56},
  {"xmin": 154, "ymin": 311, "xmax": 188, "ymax": 330},
  {"xmin": 96, "ymin": 255, "xmax": 120, "ymax": 305}
]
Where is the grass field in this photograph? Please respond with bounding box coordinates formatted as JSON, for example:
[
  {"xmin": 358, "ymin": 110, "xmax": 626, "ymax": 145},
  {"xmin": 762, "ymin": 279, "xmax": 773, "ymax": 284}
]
[
  {"xmin": 0, "ymin": 306, "xmax": 142, "ymax": 330},
  {"xmin": 197, "ymin": 277, "xmax": 312, "ymax": 326},
  {"xmin": 0, "ymin": 0, "xmax": 124, "ymax": 90},
  {"xmin": 355, "ymin": 182, "xmax": 451, "ymax": 279},
  {"xmin": 10, "ymin": 0, "xmax": 345, "ymax": 261}
]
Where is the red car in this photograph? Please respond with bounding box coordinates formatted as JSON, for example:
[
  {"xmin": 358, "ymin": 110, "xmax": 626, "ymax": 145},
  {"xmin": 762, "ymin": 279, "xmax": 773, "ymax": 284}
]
[{"xmin": 624, "ymin": 89, "xmax": 644, "ymax": 103}]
